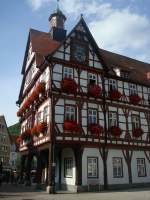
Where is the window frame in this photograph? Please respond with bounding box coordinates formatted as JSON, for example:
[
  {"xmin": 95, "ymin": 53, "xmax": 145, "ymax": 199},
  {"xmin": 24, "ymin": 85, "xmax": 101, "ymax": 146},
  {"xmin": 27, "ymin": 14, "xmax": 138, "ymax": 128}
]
[
  {"xmin": 87, "ymin": 157, "xmax": 99, "ymax": 179},
  {"xmin": 88, "ymin": 108, "xmax": 98, "ymax": 124},
  {"xmin": 129, "ymin": 83, "xmax": 137, "ymax": 95},
  {"xmin": 43, "ymin": 106, "xmax": 48, "ymax": 122},
  {"xmin": 64, "ymin": 157, "xmax": 73, "ymax": 178},
  {"xmin": 137, "ymin": 158, "xmax": 147, "ymax": 177},
  {"xmin": 64, "ymin": 104, "xmax": 77, "ymax": 121},
  {"xmin": 131, "ymin": 114, "xmax": 141, "ymax": 130},
  {"xmin": 108, "ymin": 111, "xmax": 118, "ymax": 127},
  {"xmin": 109, "ymin": 79, "xmax": 117, "ymax": 91},
  {"xmin": 112, "ymin": 157, "xmax": 123, "ymax": 178},
  {"xmin": 88, "ymin": 72, "xmax": 97, "ymax": 85},
  {"xmin": 63, "ymin": 66, "xmax": 74, "ymax": 79}
]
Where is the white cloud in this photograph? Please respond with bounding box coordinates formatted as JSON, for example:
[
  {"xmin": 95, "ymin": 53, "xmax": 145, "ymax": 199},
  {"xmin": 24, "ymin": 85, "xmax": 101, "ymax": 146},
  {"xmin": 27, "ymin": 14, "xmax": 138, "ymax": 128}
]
[
  {"xmin": 26, "ymin": 0, "xmax": 150, "ymax": 62},
  {"xmin": 27, "ymin": 0, "xmax": 53, "ymax": 10}
]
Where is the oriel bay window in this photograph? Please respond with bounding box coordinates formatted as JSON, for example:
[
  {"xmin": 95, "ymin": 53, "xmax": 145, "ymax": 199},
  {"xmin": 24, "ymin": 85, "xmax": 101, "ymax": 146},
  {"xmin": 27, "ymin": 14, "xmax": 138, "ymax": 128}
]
[
  {"xmin": 65, "ymin": 105, "xmax": 76, "ymax": 121},
  {"xmin": 87, "ymin": 157, "xmax": 98, "ymax": 178},
  {"xmin": 113, "ymin": 157, "xmax": 123, "ymax": 178},
  {"xmin": 137, "ymin": 158, "xmax": 146, "ymax": 177},
  {"xmin": 64, "ymin": 157, "xmax": 73, "ymax": 178}
]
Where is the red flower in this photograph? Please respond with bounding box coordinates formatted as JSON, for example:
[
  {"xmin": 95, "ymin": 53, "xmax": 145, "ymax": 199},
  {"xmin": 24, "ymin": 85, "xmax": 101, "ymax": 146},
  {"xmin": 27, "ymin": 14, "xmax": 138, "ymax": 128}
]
[
  {"xmin": 109, "ymin": 90, "xmax": 122, "ymax": 101},
  {"xmin": 31, "ymin": 125, "xmax": 39, "ymax": 137},
  {"xmin": 64, "ymin": 120, "xmax": 80, "ymax": 133},
  {"xmin": 21, "ymin": 129, "xmax": 32, "ymax": 140},
  {"xmin": 61, "ymin": 78, "xmax": 77, "ymax": 93},
  {"xmin": 88, "ymin": 84, "xmax": 101, "ymax": 98},
  {"xmin": 89, "ymin": 124, "xmax": 103, "ymax": 136},
  {"xmin": 129, "ymin": 94, "xmax": 141, "ymax": 105},
  {"xmin": 16, "ymin": 136, "xmax": 22, "ymax": 145},
  {"xmin": 132, "ymin": 128, "xmax": 144, "ymax": 137},
  {"xmin": 36, "ymin": 122, "xmax": 47, "ymax": 133},
  {"xmin": 109, "ymin": 126, "xmax": 122, "ymax": 137},
  {"xmin": 36, "ymin": 82, "xmax": 45, "ymax": 94}
]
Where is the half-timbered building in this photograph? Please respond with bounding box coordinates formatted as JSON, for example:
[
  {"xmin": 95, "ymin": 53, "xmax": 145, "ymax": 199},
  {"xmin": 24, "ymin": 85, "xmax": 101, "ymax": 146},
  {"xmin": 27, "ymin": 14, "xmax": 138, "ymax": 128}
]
[{"xmin": 16, "ymin": 7, "xmax": 150, "ymax": 193}]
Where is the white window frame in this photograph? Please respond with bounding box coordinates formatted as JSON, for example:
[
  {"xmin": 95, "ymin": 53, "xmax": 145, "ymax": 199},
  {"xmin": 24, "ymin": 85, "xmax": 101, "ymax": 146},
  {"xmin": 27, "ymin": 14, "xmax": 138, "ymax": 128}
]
[
  {"xmin": 132, "ymin": 115, "xmax": 140, "ymax": 129},
  {"xmin": 88, "ymin": 73, "xmax": 97, "ymax": 84},
  {"xmin": 109, "ymin": 79, "xmax": 117, "ymax": 91},
  {"xmin": 129, "ymin": 83, "xmax": 137, "ymax": 95},
  {"xmin": 88, "ymin": 109, "xmax": 97, "ymax": 124},
  {"xmin": 64, "ymin": 157, "xmax": 73, "ymax": 178},
  {"xmin": 87, "ymin": 157, "xmax": 98, "ymax": 178},
  {"xmin": 63, "ymin": 67, "xmax": 73, "ymax": 79},
  {"xmin": 137, "ymin": 158, "xmax": 146, "ymax": 177},
  {"xmin": 109, "ymin": 112, "xmax": 117, "ymax": 127},
  {"xmin": 65, "ymin": 105, "xmax": 76, "ymax": 121},
  {"xmin": 43, "ymin": 106, "xmax": 48, "ymax": 122},
  {"xmin": 113, "ymin": 157, "xmax": 123, "ymax": 178}
]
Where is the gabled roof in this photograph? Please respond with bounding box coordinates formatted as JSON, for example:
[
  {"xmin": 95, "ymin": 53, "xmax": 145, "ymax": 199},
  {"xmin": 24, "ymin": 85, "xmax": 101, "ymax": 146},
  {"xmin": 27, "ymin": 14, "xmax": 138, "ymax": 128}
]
[{"xmin": 18, "ymin": 17, "xmax": 150, "ymax": 103}]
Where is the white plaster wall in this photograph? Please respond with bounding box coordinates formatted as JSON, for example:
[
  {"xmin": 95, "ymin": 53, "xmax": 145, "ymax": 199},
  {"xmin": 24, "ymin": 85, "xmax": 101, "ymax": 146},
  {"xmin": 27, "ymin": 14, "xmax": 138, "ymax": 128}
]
[
  {"xmin": 61, "ymin": 148, "xmax": 76, "ymax": 185},
  {"xmin": 131, "ymin": 151, "xmax": 150, "ymax": 183},
  {"xmin": 82, "ymin": 148, "xmax": 104, "ymax": 186},
  {"xmin": 107, "ymin": 149, "xmax": 129, "ymax": 185}
]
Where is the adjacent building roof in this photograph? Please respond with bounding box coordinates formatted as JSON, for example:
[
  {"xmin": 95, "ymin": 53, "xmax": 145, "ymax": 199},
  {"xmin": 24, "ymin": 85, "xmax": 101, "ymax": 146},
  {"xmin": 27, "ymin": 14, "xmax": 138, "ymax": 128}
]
[{"xmin": 8, "ymin": 123, "xmax": 20, "ymax": 136}]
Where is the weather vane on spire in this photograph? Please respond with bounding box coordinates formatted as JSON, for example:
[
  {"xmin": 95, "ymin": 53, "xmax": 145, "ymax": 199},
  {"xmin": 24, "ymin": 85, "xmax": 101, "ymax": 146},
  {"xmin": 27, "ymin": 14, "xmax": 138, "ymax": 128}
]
[{"xmin": 57, "ymin": 0, "xmax": 60, "ymax": 10}]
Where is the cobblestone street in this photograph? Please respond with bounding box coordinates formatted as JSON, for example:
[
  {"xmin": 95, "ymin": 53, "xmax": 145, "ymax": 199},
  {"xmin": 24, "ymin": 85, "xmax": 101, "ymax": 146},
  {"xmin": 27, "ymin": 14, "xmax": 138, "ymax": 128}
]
[{"xmin": 1, "ymin": 184, "xmax": 150, "ymax": 200}]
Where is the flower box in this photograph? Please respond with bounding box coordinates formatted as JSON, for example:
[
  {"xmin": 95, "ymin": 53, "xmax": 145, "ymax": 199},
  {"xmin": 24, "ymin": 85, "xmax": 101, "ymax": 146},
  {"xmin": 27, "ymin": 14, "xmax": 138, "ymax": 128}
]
[
  {"xmin": 64, "ymin": 120, "xmax": 80, "ymax": 133},
  {"xmin": 132, "ymin": 128, "xmax": 144, "ymax": 137},
  {"xmin": 129, "ymin": 94, "xmax": 141, "ymax": 105},
  {"xmin": 36, "ymin": 122, "xmax": 47, "ymax": 133},
  {"xmin": 109, "ymin": 126, "xmax": 122, "ymax": 137},
  {"xmin": 36, "ymin": 82, "xmax": 46, "ymax": 94},
  {"xmin": 61, "ymin": 78, "xmax": 77, "ymax": 93},
  {"xmin": 31, "ymin": 125, "xmax": 39, "ymax": 137},
  {"xmin": 21, "ymin": 129, "xmax": 32, "ymax": 141},
  {"xmin": 88, "ymin": 84, "xmax": 101, "ymax": 98},
  {"xmin": 109, "ymin": 90, "xmax": 122, "ymax": 101},
  {"xmin": 89, "ymin": 124, "xmax": 103, "ymax": 136}
]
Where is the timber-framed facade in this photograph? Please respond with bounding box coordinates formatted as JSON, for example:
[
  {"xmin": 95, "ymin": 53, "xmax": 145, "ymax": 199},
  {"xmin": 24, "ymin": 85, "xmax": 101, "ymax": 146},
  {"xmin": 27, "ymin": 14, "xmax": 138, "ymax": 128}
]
[{"xmin": 16, "ymin": 8, "xmax": 150, "ymax": 193}]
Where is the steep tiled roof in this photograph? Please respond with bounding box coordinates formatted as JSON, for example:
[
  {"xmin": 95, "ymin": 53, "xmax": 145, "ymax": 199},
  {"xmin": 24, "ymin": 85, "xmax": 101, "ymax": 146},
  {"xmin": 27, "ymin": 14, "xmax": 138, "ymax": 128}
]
[{"xmin": 29, "ymin": 29, "xmax": 150, "ymax": 86}]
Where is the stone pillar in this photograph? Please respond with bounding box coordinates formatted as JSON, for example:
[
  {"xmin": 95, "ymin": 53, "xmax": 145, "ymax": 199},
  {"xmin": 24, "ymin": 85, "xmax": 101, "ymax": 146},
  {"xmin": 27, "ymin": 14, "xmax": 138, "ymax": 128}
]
[
  {"xmin": 36, "ymin": 152, "xmax": 42, "ymax": 189},
  {"xmin": 47, "ymin": 144, "xmax": 56, "ymax": 194},
  {"xmin": 25, "ymin": 154, "xmax": 33, "ymax": 186},
  {"xmin": 19, "ymin": 155, "xmax": 26, "ymax": 184},
  {"xmin": 73, "ymin": 146, "xmax": 84, "ymax": 192}
]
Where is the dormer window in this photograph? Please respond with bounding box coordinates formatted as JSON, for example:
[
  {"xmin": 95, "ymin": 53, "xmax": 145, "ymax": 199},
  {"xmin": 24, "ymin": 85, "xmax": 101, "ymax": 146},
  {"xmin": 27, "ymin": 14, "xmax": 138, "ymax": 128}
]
[
  {"xmin": 109, "ymin": 79, "xmax": 117, "ymax": 91},
  {"xmin": 120, "ymin": 70, "xmax": 129, "ymax": 79},
  {"xmin": 88, "ymin": 73, "xmax": 97, "ymax": 85}
]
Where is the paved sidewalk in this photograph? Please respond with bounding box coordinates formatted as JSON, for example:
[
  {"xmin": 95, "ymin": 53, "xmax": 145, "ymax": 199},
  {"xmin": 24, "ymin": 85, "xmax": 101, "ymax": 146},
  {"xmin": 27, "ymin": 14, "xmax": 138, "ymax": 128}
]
[{"xmin": 0, "ymin": 184, "xmax": 150, "ymax": 200}]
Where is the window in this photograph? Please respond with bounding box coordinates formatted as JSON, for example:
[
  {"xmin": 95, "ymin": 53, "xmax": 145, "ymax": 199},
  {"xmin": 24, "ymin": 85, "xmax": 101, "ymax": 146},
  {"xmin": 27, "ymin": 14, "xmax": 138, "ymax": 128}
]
[
  {"xmin": 65, "ymin": 105, "xmax": 76, "ymax": 121},
  {"xmin": 64, "ymin": 158, "xmax": 73, "ymax": 178},
  {"xmin": 88, "ymin": 73, "xmax": 97, "ymax": 85},
  {"xmin": 120, "ymin": 70, "xmax": 129, "ymax": 79},
  {"xmin": 87, "ymin": 157, "xmax": 98, "ymax": 178},
  {"xmin": 137, "ymin": 158, "xmax": 146, "ymax": 177},
  {"xmin": 113, "ymin": 157, "xmax": 123, "ymax": 178},
  {"xmin": 37, "ymin": 112, "xmax": 41, "ymax": 123},
  {"xmin": 63, "ymin": 67, "xmax": 73, "ymax": 79},
  {"xmin": 88, "ymin": 109, "xmax": 97, "ymax": 124},
  {"xmin": 129, "ymin": 83, "xmax": 137, "ymax": 95},
  {"xmin": 109, "ymin": 79, "xmax": 117, "ymax": 91},
  {"xmin": 132, "ymin": 115, "xmax": 140, "ymax": 129},
  {"xmin": 109, "ymin": 112, "xmax": 117, "ymax": 127},
  {"xmin": 43, "ymin": 106, "xmax": 48, "ymax": 122}
]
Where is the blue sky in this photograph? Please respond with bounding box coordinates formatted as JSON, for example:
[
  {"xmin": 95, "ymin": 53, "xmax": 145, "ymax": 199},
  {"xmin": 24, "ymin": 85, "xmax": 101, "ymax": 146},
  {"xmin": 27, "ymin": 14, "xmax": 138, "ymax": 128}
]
[{"xmin": 0, "ymin": 0, "xmax": 150, "ymax": 126}]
